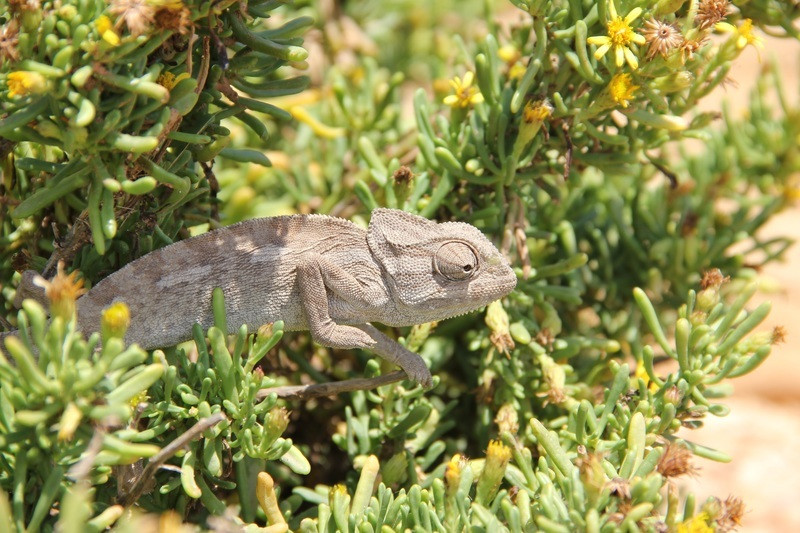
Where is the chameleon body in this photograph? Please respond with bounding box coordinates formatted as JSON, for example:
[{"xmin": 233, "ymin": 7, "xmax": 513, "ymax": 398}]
[{"xmin": 31, "ymin": 209, "xmax": 517, "ymax": 386}]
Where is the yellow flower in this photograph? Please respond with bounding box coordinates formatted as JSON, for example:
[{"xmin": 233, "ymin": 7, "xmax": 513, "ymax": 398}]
[
  {"xmin": 677, "ymin": 512, "xmax": 714, "ymax": 533},
  {"xmin": 634, "ymin": 359, "xmax": 650, "ymax": 384},
  {"xmin": 498, "ymin": 44, "xmax": 521, "ymax": 64},
  {"xmin": 156, "ymin": 71, "xmax": 190, "ymax": 90},
  {"xmin": 508, "ymin": 62, "xmax": 526, "ymax": 80},
  {"xmin": 513, "ymin": 99, "xmax": 553, "ymax": 159},
  {"xmin": 607, "ymin": 72, "xmax": 639, "ymax": 108},
  {"xmin": 715, "ymin": 18, "xmax": 763, "ymax": 50},
  {"xmin": 523, "ymin": 99, "xmax": 553, "ymax": 123},
  {"xmin": 443, "ymin": 71, "xmax": 484, "ymax": 108},
  {"xmin": 95, "ymin": 15, "xmax": 120, "ymax": 45},
  {"xmin": 6, "ymin": 71, "xmax": 47, "ymax": 97},
  {"xmin": 101, "ymin": 302, "xmax": 131, "ymax": 340},
  {"xmin": 127, "ymin": 390, "xmax": 149, "ymax": 409},
  {"xmin": 587, "ymin": 4, "xmax": 646, "ymax": 69},
  {"xmin": 476, "ymin": 440, "xmax": 512, "ymax": 504},
  {"xmin": 444, "ymin": 453, "xmax": 465, "ymax": 495}
]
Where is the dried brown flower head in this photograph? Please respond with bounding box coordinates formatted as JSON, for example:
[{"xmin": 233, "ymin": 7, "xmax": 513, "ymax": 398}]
[
  {"xmin": 717, "ymin": 495, "xmax": 746, "ymax": 531},
  {"xmin": 664, "ymin": 385, "xmax": 684, "ymax": 405},
  {"xmin": 0, "ymin": 19, "xmax": 20, "ymax": 64},
  {"xmin": 494, "ymin": 403, "xmax": 519, "ymax": 435},
  {"xmin": 657, "ymin": 442, "xmax": 699, "ymax": 478},
  {"xmin": 680, "ymin": 35, "xmax": 708, "ymax": 63},
  {"xmin": 606, "ymin": 477, "xmax": 631, "ymax": 499},
  {"xmin": 8, "ymin": 0, "xmax": 40, "ymax": 11},
  {"xmin": 576, "ymin": 451, "xmax": 606, "ymax": 494},
  {"xmin": 490, "ymin": 331, "xmax": 515, "ymax": 354},
  {"xmin": 154, "ymin": 4, "xmax": 192, "ymax": 35},
  {"xmin": 109, "ymin": 0, "xmax": 155, "ymax": 37},
  {"xmin": 700, "ymin": 268, "xmax": 729, "ymax": 289},
  {"xmin": 696, "ymin": 0, "xmax": 729, "ymax": 30},
  {"xmin": 534, "ymin": 328, "xmax": 554, "ymax": 350},
  {"xmin": 392, "ymin": 165, "xmax": 414, "ymax": 184},
  {"xmin": 771, "ymin": 325, "xmax": 787, "ymax": 345},
  {"xmin": 642, "ymin": 18, "xmax": 682, "ymax": 59}
]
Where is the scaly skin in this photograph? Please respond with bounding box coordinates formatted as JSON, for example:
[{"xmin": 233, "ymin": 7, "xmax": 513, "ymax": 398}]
[{"xmin": 10, "ymin": 209, "xmax": 517, "ymax": 387}]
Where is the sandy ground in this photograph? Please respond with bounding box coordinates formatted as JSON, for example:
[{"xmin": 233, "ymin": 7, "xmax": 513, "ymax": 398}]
[{"xmin": 677, "ymin": 38, "xmax": 800, "ymax": 532}]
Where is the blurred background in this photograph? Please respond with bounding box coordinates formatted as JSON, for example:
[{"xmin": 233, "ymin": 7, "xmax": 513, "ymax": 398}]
[{"xmin": 680, "ymin": 36, "xmax": 800, "ymax": 532}]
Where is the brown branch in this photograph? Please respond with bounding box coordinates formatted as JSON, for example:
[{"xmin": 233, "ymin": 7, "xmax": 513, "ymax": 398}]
[
  {"xmin": 257, "ymin": 371, "xmax": 407, "ymax": 401},
  {"xmin": 67, "ymin": 429, "xmax": 105, "ymax": 481},
  {"xmin": 42, "ymin": 214, "xmax": 92, "ymax": 278},
  {"xmin": 120, "ymin": 412, "xmax": 226, "ymax": 507}
]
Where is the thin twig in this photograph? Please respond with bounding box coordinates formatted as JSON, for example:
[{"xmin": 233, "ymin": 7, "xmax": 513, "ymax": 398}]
[
  {"xmin": 257, "ymin": 371, "xmax": 407, "ymax": 401},
  {"xmin": 120, "ymin": 412, "xmax": 226, "ymax": 507},
  {"xmin": 562, "ymin": 120, "xmax": 573, "ymax": 181},
  {"xmin": 42, "ymin": 214, "xmax": 92, "ymax": 278},
  {"xmin": 67, "ymin": 429, "xmax": 105, "ymax": 481}
]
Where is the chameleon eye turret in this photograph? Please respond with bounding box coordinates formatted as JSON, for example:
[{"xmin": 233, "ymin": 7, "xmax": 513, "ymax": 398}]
[{"xmin": 433, "ymin": 241, "xmax": 479, "ymax": 281}]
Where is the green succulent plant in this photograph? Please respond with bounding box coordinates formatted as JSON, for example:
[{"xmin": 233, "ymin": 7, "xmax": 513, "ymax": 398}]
[{"xmin": 1, "ymin": 0, "xmax": 797, "ymax": 531}]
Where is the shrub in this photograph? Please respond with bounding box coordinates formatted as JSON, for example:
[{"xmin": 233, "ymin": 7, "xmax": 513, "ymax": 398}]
[{"xmin": 1, "ymin": 0, "xmax": 796, "ymax": 531}]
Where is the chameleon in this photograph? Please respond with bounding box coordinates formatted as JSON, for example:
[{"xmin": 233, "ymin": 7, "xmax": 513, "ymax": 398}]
[{"xmin": 10, "ymin": 208, "xmax": 517, "ymax": 387}]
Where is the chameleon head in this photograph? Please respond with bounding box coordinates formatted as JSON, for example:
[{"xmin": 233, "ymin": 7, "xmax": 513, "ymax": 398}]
[{"xmin": 366, "ymin": 208, "xmax": 517, "ymax": 324}]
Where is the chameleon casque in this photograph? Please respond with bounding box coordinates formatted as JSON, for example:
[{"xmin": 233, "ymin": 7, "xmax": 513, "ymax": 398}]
[{"xmin": 17, "ymin": 209, "xmax": 517, "ymax": 387}]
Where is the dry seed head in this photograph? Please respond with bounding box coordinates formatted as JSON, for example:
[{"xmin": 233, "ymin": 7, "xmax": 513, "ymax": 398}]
[
  {"xmin": 696, "ymin": 0, "xmax": 729, "ymax": 30},
  {"xmin": 606, "ymin": 477, "xmax": 631, "ymax": 499},
  {"xmin": 0, "ymin": 19, "xmax": 20, "ymax": 63},
  {"xmin": 642, "ymin": 18, "xmax": 683, "ymax": 59},
  {"xmin": 392, "ymin": 165, "xmax": 414, "ymax": 184},
  {"xmin": 154, "ymin": 4, "xmax": 192, "ymax": 35},
  {"xmin": 664, "ymin": 385, "xmax": 684, "ymax": 405},
  {"xmin": 8, "ymin": 0, "xmax": 40, "ymax": 11},
  {"xmin": 679, "ymin": 35, "xmax": 708, "ymax": 62},
  {"xmin": 486, "ymin": 301, "xmax": 515, "ymax": 354},
  {"xmin": 576, "ymin": 452, "xmax": 606, "ymax": 494},
  {"xmin": 109, "ymin": 0, "xmax": 156, "ymax": 36},
  {"xmin": 717, "ymin": 495, "xmax": 745, "ymax": 532},
  {"xmin": 657, "ymin": 442, "xmax": 699, "ymax": 478},
  {"xmin": 771, "ymin": 325, "xmax": 787, "ymax": 345},
  {"xmin": 700, "ymin": 268, "xmax": 729, "ymax": 289},
  {"xmin": 494, "ymin": 403, "xmax": 519, "ymax": 435}
]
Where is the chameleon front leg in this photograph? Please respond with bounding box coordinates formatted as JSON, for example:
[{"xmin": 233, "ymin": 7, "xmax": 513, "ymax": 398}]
[
  {"xmin": 353, "ymin": 324, "xmax": 433, "ymax": 388},
  {"xmin": 296, "ymin": 254, "xmax": 432, "ymax": 387}
]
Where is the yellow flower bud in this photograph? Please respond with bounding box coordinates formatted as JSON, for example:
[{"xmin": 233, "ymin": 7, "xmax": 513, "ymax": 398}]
[
  {"xmin": 102, "ymin": 302, "xmax": 131, "ymax": 341},
  {"xmin": 476, "ymin": 440, "xmax": 512, "ymax": 504}
]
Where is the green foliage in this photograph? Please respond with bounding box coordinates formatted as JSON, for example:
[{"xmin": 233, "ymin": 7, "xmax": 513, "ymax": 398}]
[
  {"xmin": 1, "ymin": 0, "xmax": 798, "ymax": 531},
  {"xmin": 0, "ymin": 0, "xmax": 309, "ymax": 291}
]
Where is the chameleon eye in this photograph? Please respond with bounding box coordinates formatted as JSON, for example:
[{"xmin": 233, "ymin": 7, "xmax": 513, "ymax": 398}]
[{"xmin": 434, "ymin": 241, "xmax": 479, "ymax": 281}]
